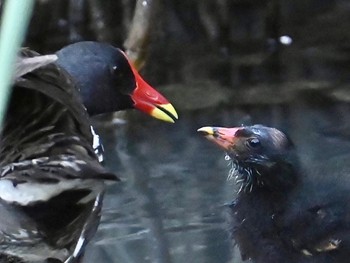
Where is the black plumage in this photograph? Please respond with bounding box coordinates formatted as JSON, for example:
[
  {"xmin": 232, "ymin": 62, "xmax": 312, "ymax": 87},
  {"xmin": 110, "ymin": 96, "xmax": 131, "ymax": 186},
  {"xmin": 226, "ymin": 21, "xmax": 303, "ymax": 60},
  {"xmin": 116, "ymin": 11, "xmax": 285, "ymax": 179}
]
[
  {"xmin": 0, "ymin": 42, "xmax": 177, "ymax": 262},
  {"xmin": 55, "ymin": 42, "xmax": 135, "ymax": 115},
  {"xmin": 198, "ymin": 124, "xmax": 350, "ymax": 263}
]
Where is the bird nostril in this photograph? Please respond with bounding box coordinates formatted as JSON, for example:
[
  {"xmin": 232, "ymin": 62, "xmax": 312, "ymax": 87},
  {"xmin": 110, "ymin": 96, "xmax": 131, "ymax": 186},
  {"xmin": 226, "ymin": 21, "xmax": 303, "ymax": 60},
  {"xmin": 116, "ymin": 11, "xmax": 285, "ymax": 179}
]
[{"xmin": 212, "ymin": 128, "xmax": 220, "ymax": 138}]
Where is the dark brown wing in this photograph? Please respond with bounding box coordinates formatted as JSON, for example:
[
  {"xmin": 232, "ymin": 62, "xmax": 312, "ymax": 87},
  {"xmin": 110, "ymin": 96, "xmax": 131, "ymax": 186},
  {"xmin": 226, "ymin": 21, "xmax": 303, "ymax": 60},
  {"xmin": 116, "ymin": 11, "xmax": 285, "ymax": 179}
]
[{"xmin": 0, "ymin": 49, "xmax": 118, "ymax": 204}]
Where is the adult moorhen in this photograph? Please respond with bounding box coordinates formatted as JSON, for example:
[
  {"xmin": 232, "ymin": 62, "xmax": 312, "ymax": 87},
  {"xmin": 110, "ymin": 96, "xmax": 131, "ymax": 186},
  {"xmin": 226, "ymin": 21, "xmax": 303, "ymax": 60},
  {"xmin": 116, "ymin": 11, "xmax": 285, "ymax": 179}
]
[
  {"xmin": 55, "ymin": 41, "xmax": 178, "ymax": 161},
  {"xmin": 198, "ymin": 124, "xmax": 350, "ymax": 263},
  {"xmin": 0, "ymin": 42, "xmax": 177, "ymax": 262},
  {"xmin": 56, "ymin": 41, "xmax": 178, "ymax": 122}
]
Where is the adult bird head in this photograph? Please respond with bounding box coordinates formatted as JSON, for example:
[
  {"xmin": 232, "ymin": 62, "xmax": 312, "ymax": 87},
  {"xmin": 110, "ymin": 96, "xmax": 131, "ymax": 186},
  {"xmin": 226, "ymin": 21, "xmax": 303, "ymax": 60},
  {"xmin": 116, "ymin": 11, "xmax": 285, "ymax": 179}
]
[
  {"xmin": 198, "ymin": 125, "xmax": 298, "ymax": 192},
  {"xmin": 56, "ymin": 41, "xmax": 178, "ymax": 123}
]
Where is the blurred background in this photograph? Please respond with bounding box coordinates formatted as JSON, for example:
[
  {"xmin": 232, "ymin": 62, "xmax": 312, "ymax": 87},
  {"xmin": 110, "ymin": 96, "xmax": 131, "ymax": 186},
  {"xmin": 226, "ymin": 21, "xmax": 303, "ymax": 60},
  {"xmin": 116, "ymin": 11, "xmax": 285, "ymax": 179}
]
[{"xmin": 9, "ymin": 0, "xmax": 350, "ymax": 262}]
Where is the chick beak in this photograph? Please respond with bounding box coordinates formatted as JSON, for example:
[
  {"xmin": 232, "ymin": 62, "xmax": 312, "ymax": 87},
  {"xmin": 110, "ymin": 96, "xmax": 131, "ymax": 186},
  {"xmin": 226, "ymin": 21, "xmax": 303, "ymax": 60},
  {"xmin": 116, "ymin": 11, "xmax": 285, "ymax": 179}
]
[
  {"xmin": 129, "ymin": 63, "xmax": 178, "ymax": 123},
  {"xmin": 197, "ymin": 126, "xmax": 241, "ymax": 150}
]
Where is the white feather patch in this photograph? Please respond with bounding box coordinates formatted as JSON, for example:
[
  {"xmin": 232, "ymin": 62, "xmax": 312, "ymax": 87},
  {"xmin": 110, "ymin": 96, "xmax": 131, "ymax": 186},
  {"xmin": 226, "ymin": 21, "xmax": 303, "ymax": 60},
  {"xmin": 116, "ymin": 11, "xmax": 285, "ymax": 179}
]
[{"xmin": 0, "ymin": 179, "xmax": 104, "ymax": 205}]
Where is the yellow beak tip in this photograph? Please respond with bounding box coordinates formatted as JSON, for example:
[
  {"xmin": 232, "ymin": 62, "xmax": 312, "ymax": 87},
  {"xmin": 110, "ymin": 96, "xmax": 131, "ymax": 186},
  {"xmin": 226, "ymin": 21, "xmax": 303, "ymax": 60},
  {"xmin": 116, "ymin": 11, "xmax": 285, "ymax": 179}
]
[
  {"xmin": 197, "ymin": 126, "xmax": 214, "ymax": 136},
  {"xmin": 163, "ymin": 103, "xmax": 178, "ymax": 120},
  {"xmin": 151, "ymin": 103, "xmax": 178, "ymax": 123}
]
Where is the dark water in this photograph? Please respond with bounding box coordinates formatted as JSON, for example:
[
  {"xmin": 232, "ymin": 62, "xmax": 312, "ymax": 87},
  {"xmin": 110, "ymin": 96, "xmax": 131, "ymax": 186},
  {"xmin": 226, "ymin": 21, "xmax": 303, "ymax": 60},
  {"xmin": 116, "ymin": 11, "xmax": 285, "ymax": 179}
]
[
  {"xmin": 85, "ymin": 110, "xmax": 234, "ymax": 263},
  {"xmin": 54, "ymin": 2, "xmax": 350, "ymax": 261},
  {"xmin": 9, "ymin": 0, "xmax": 350, "ymax": 261},
  {"xmin": 83, "ymin": 96, "xmax": 350, "ymax": 263}
]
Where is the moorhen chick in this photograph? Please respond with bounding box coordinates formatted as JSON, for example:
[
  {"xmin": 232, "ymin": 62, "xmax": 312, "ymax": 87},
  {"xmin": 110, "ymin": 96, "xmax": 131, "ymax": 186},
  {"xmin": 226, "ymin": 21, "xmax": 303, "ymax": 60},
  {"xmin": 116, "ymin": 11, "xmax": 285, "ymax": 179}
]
[
  {"xmin": 0, "ymin": 42, "xmax": 177, "ymax": 262},
  {"xmin": 198, "ymin": 124, "xmax": 350, "ymax": 263}
]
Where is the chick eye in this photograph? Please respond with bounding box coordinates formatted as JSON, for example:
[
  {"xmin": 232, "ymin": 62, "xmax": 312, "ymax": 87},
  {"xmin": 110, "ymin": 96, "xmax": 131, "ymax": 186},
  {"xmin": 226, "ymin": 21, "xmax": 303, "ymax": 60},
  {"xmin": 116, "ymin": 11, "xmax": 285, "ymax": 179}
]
[{"xmin": 246, "ymin": 138, "xmax": 261, "ymax": 149}]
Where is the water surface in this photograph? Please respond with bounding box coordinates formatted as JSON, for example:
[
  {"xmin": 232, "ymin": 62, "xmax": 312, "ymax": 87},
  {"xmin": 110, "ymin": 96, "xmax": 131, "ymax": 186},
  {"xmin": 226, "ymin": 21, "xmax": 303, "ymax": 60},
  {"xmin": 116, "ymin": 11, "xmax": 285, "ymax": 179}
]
[{"xmin": 84, "ymin": 97, "xmax": 350, "ymax": 263}]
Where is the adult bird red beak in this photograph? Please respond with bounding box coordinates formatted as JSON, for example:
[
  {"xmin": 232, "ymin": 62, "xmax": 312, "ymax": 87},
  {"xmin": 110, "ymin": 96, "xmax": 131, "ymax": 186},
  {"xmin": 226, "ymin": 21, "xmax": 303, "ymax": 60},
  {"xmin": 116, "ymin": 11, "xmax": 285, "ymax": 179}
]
[
  {"xmin": 197, "ymin": 126, "xmax": 242, "ymax": 150},
  {"xmin": 127, "ymin": 56, "xmax": 178, "ymax": 123}
]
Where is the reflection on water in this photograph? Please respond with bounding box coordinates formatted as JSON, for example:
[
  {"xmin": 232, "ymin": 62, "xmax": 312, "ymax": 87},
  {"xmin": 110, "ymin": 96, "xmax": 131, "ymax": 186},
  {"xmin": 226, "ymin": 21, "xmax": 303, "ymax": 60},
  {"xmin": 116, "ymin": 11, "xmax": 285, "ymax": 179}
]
[{"xmin": 84, "ymin": 96, "xmax": 350, "ymax": 263}]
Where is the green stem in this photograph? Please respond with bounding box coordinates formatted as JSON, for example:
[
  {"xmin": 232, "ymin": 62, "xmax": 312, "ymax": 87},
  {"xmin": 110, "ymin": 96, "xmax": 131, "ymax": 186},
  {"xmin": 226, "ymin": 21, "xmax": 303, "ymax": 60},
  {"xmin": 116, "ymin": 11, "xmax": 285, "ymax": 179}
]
[{"xmin": 0, "ymin": 0, "xmax": 35, "ymax": 126}]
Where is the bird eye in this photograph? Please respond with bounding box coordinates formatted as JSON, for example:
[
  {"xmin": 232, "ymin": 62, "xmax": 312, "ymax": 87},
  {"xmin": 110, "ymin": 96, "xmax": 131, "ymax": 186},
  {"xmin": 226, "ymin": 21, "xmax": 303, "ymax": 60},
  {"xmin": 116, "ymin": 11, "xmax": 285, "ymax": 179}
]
[
  {"xmin": 111, "ymin": 65, "xmax": 123, "ymax": 78},
  {"xmin": 246, "ymin": 138, "xmax": 261, "ymax": 149},
  {"xmin": 112, "ymin": 65, "xmax": 120, "ymax": 74}
]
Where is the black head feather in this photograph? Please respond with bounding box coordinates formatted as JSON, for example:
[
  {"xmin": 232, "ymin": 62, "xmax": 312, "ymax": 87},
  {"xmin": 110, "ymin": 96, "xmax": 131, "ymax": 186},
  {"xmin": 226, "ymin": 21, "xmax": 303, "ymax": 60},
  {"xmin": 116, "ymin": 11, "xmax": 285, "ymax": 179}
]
[{"xmin": 56, "ymin": 41, "xmax": 135, "ymax": 115}]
